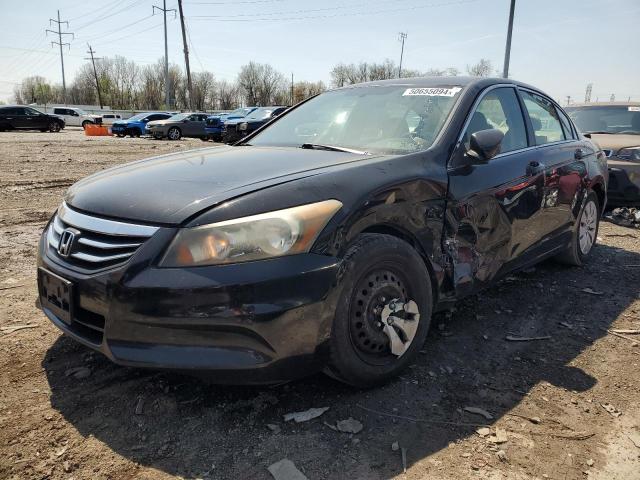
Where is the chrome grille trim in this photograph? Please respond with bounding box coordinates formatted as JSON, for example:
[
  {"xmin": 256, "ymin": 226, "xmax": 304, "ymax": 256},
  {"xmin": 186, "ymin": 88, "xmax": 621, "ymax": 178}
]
[
  {"xmin": 47, "ymin": 203, "xmax": 160, "ymax": 269},
  {"xmin": 59, "ymin": 202, "xmax": 159, "ymax": 237}
]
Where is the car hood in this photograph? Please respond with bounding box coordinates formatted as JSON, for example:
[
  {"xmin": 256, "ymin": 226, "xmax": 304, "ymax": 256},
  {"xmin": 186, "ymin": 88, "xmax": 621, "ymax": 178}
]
[
  {"xmin": 590, "ymin": 134, "xmax": 640, "ymax": 154},
  {"xmin": 147, "ymin": 119, "xmax": 171, "ymax": 126},
  {"xmin": 65, "ymin": 146, "xmax": 381, "ymax": 225}
]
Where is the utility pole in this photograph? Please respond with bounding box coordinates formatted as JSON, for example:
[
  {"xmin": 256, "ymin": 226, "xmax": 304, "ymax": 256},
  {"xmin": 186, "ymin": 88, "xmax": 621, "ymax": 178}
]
[
  {"xmin": 177, "ymin": 0, "xmax": 193, "ymax": 110},
  {"xmin": 502, "ymin": 0, "xmax": 516, "ymax": 78},
  {"xmin": 565, "ymin": 95, "xmax": 571, "ymax": 106},
  {"xmin": 398, "ymin": 32, "xmax": 407, "ymax": 78},
  {"xmin": 290, "ymin": 73, "xmax": 294, "ymax": 105},
  {"xmin": 153, "ymin": 1, "xmax": 176, "ymax": 109},
  {"xmin": 85, "ymin": 44, "xmax": 104, "ymax": 109},
  {"xmin": 46, "ymin": 10, "xmax": 73, "ymax": 104},
  {"xmin": 585, "ymin": 83, "xmax": 592, "ymax": 103}
]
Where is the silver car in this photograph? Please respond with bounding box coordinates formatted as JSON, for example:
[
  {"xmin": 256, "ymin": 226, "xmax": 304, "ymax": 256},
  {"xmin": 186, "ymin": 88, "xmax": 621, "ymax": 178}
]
[{"xmin": 146, "ymin": 112, "xmax": 209, "ymax": 140}]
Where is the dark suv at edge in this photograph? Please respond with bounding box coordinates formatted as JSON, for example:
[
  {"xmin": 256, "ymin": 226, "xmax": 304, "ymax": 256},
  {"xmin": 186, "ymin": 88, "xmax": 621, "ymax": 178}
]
[
  {"xmin": 37, "ymin": 77, "xmax": 606, "ymax": 387},
  {"xmin": 0, "ymin": 106, "xmax": 65, "ymax": 132}
]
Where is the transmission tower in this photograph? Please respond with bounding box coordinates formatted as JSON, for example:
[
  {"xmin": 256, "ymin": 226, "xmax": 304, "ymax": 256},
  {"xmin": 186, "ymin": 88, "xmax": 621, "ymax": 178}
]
[
  {"xmin": 46, "ymin": 10, "xmax": 73, "ymax": 103},
  {"xmin": 584, "ymin": 83, "xmax": 593, "ymax": 103}
]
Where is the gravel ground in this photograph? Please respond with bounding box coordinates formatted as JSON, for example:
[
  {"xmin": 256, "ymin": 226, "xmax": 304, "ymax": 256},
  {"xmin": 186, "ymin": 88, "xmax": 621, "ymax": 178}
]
[{"xmin": 1, "ymin": 129, "xmax": 639, "ymax": 480}]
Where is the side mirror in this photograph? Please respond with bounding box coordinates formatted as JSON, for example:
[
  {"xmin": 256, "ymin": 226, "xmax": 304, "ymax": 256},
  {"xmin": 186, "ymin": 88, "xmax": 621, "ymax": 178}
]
[
  {"xmin": 142, "ymin": 118, "xmax": 149, "ymax": 123},
  {"xmin": 183, "ymin": 119, "xmax": 189, "ymax": 123},
  {"xmin": 467, "ymin": 128, "xmax": 504, "ymax": 162}
]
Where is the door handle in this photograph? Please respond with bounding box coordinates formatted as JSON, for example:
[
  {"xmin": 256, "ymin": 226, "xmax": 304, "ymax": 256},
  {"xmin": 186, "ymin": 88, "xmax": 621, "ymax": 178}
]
[
  {"xmin": 527, "ymin": 161, "xmax": 545, "ymax": 176},
  {"xmin": 574, "ymin": 148, "xmax": 585, "ymax": 160}
]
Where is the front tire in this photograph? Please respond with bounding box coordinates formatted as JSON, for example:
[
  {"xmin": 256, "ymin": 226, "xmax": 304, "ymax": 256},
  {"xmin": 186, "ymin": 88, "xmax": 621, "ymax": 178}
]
[
  {"xmin": 555, "ymin": 191, "xmax": 600, "ymax": 266},
  {"xmin": 167, "ymin": 127, "xmax": 181, "ymax": 140},
  {"xmin": 49, "ymin": 121, "xmax": 61, "ymax": 132},
  {"xmin": 82, "ymin": 120, "xmax": 92, "ymax": 129},
  {"xmin": 326, "ymin": 234, "xmax": 432, "ymax": 387}
]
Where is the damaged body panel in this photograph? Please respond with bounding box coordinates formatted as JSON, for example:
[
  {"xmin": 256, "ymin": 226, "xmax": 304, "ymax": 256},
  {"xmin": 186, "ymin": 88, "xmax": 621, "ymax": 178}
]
[{"xmin": 37, "ymin": 77, "xmax": 607, "ymax": 385}]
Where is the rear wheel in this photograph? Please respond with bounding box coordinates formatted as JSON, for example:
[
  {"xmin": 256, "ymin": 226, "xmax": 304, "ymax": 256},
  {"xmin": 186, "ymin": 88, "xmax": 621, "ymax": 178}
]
[
  {"xmin": 48, "ymin": 121, "xmax": 61, "ymax": 132},
  {"xmin": 129, "ymin": 128, "xmax": 141, "ymax": 137},
  {"xmin": 167, "ymin": 127, "xmax": 181, "ymax": 140},
  {"xmin": 116, "ymin": 133, "xmax": 125, "ymax": 138},
  {"xmin": 326, "ymin": 234, "xmax": 432, "ymax": 387},
  {"xmin": 555, "ymin": 191, "xmax": 600, "ymax": 266}
]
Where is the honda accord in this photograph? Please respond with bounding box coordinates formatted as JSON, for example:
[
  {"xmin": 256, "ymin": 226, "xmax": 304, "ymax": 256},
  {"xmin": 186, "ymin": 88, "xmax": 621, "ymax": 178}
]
[{"xmin": 37, "ymin": 77, "xmax": 607, "ymax": 387}]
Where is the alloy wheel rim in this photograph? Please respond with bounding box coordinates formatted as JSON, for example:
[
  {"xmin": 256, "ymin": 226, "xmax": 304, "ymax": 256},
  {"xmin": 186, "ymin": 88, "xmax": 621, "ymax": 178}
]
[
  {"xmin": 578, "ymin": 200, "xmax": 597, "ymax": 255},
  {"xmin": 169, "ymin": 129, "xmax": 179, "ymax": 140}
]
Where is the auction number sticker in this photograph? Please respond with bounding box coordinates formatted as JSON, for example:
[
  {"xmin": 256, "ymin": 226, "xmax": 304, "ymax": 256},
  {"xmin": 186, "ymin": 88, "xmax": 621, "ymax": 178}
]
[
  {"xmin": 403, "ymin": 87, "xmax": 462, "ymax": 97},
  {"xmin": 628, "ymin": 106, "xmax": 640, "ymax": 112}
]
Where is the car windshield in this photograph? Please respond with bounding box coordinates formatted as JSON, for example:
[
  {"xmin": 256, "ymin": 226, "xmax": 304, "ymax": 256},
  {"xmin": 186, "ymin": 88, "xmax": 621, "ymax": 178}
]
[
  {"xmin": 169, "ymin": 113, "xmax": 189, "ymax": 121},
  {"xmin": 245, "ymin": 109, "xmax": 273, "ymax": 121},
  {"xmin": 229, "ymin": 108, "xmax": 252, "ymax": 117},
  {"xmin": 566, "ymin": 106, "xmax": 640, "ymax": 134},
  {"xmin": 250, "ymin": 85, "xmax": 462, "ymax": 154}
]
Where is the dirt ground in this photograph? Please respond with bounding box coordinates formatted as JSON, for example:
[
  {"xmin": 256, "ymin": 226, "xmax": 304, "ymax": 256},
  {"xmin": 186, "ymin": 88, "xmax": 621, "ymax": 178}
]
[{"xmin": 1, "ymin": 129, "xmax": 639, "ymax": 480}]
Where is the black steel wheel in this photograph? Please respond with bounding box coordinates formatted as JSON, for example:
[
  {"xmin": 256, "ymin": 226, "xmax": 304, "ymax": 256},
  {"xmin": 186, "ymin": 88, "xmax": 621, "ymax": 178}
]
[
  {"xmin": 48, "ymin": 121, "xmax": 61, "ymax": 132},
  {"xmin": 326, "ymin": 234, "xmax": 432, "ymax": 387}
]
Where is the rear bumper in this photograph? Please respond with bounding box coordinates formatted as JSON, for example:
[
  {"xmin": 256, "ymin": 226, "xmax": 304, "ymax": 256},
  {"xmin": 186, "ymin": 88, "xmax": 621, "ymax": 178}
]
[{"xmin": 37, "ymin": 228, "xmax": 340, "ymax": 384}]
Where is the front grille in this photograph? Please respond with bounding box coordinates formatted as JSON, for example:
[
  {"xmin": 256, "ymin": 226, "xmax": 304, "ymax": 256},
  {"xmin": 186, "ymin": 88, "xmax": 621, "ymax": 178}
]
[{"xmin": 47, "ymin": 202, "xmax": 159, "ymax": 271}]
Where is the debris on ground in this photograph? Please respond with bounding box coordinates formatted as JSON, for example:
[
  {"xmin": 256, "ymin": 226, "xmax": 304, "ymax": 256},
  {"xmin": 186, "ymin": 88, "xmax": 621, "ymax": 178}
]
[
  {"xmin": 266, "ymin": 424, "xmax": 281, "ymax": 434},
  {"xmin": 283, "ymin": 407, "xmax": 329, "ymax": 423},
  {"xmin": 267, "ymin": 459, "xmax": 308, "ymax": 480},
  {"xmin": 134, "ymin": 396, "xmax": 145, "ymax": 415},
  {"xmin": 401, "ymin": 446, "xmax": 407, "ymax": 473},
  {"xmin": 587, "ymin": 458, "xmax": 594, "ymax": 467},
  {"xmin": 582, "ymin": 287, "xmax": 604, "ymax": 295},
  {"xmin": 506, "ymin": 334, "xmax": 551, "ymax": 342},
  {"xmin": 391, "ymin": 441, "xmax": 399, "ymax": 451},
  {"xmin": 627, "ymin": 432, "xmax": 640, "ymax": 448},
  {"xmin": 64, "ymin": 366, "xmax": 91, "ymax": 379},
  {"xmin": 611, "ymin": 329, "xmax": 640, "ymax": 334},
  {"xmin": 464, "ymin": 406, "xmax": 493, "ymax": 420},
  {"xmin": 476, "ymin": 427, "xmax": 492, "ymax": 437},
  {"xmin": 334, "ymin": 418, "xmax": 363, "ymax": 434},
  {"xmin": 507, "ymin": 413, "xmax": 541, "ymax": 424},
  {"xmin": 0, "ymin": 323, "xmax": 38, "ymax": 335},
  {"xmin": 603, "ymin": 207, "xmax": 640, "ymax": 228},
  {"xmin": 488, "ymin": 428, "xmax": 508, "ymax": 444},
  {"xmin": 497, "ymin": 449, "xmax": 507, "ymax": 462},
  {"xmin": 601, "ymin": 403, "xmax": 622, "ymax": 417}
]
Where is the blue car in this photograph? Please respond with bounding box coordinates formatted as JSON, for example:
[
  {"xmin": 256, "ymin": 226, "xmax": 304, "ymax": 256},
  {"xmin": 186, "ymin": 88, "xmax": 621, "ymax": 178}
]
[
  {"xmin": 205, "ymin": 107, "xmax": 258, "ymax": 141},
  {"xmin": 111, "ymin": 112, "xmax": 173, "ymax": 137}
]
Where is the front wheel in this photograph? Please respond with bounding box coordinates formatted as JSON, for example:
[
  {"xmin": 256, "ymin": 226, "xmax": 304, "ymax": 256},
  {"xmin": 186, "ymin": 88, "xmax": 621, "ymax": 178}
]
[
  {"xmin": 555, "ymin": 191, "xmax": 600, "ymax": 266},
  {"xmin": 82, "ymin": 121, "xmax": 92, "ymax": 129},
  {"xmin": 326, "ymin": 234, "xmax": 432, "ymax": 387},
  {"xmin": 49, "ymin": 122, "xmax": 61, "ymax": 132},
  {"xmin": 167, "ymin": 127, "xmax": 181, "ymax": 140}
]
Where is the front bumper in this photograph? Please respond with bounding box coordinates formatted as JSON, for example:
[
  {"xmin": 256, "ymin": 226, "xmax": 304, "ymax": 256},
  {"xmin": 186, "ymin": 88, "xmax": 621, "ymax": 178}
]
[
  {"xmin": 111, "ymin": 124, "xmax": 127, "ymax": 134},
  {"xmin": 608, "ymin": 160, "xmax": 640, "ymax": 206},
  {"xmin": 37, "ymin": 227, "xmax": 340, "ymax": 384}
]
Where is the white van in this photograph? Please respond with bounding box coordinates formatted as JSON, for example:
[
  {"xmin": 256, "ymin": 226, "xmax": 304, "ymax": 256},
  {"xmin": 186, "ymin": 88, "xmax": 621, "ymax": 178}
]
[
  {"xmin": 52, "ymin": 107, "xmax": 102, "ymax": 128},
  {"xmin": 99, "ymin": 113, "xmax": 122, "ymax": 125}
]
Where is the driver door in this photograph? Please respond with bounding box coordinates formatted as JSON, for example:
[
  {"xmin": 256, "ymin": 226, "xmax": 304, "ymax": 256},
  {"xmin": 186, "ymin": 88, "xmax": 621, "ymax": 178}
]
[{"xmin": 445, "ymin": 86, "xmax": 545, "ymax": 297}]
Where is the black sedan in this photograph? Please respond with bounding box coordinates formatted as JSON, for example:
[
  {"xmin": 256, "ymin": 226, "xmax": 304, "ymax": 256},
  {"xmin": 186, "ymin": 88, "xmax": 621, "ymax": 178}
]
[
  {"xmin": 222, "ymin": 106, "xmax": 287, "ymax": 143},
  {"xmin": 37, "ymin": 77, "xmax": 606, "ymax": 387},
  {"xmin": 0, "ymin": 105, "xmax": 65, "ymax": 132}
]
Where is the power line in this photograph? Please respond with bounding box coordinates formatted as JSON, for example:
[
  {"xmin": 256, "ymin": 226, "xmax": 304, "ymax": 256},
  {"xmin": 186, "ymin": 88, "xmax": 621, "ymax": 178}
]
[
  {"xmin": 153, "ymin": 1, "xmax": 177, "ymax": 109},
  {"xmin": 46, "ymin": 10, "xmax": 74, "ymax": 103},
  {"xmin": 74, "ymin": 0, "xmax": 146, "ymax": 32}
]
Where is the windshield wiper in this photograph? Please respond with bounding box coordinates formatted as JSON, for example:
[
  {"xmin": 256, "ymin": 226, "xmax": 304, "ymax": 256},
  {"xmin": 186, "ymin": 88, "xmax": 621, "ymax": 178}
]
[
  {"xmin": 585, "ymin": 131, "xmax": 613, "ymax": 135},
  {"xmin": 301, "ymin": 143, "xmax": 369, "ymax": 155}
]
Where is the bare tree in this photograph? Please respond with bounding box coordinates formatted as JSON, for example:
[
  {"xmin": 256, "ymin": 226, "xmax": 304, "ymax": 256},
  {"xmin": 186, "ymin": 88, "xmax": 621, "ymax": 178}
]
[
  {"xmin": 237, "ymin": 62, "xmax": 287, "ymax": 106},
  {"xmin": 216, "ymin": 79, "xmax": 240, "ymax": 110},
  {"xmin": 191, "ymin": 71, "xmax": 216, "ymax": 110},
  {"xmin": 292, "ymin": 81, "xmax": 326, "ymax": 104},
  {"xmin": 466, "ymin": 59, "xmax": 493, "ymax": 77}
]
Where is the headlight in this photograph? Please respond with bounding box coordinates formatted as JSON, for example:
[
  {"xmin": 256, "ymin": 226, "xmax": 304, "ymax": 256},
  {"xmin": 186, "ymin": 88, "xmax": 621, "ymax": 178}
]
[
  {"xmin": 159, "ymin": 199, "xmax": 342, "ymax": 267},
  {"xmin": 617, "ymin": 146, "xmax": 640, "ymax": 161},
  {"xmin": 238, "ymin": 122, "xmax": 248, "ymax": 131}
]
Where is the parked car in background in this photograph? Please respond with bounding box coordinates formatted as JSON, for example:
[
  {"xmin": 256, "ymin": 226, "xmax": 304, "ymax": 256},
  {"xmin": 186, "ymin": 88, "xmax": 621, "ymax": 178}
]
[
  {"xmin": 111, "ymin": 112, "xmax": 173, "ymax": 137},
  {"xmin": 52, "ymin": 107, "xmax": 102, "ymax": 129},
  {"xmin": 37, "ymin": 77, "xmax": 606, "ymax": 386},
  {"xmin": 99, "ymin": 113, "xmax": 122, "ymax": 125},
  {"xmin": 146, "ymin": 112, "xmax": 210, "ymax": 140},
  {"xmin": 205, "ymin": 107, "xmax": 258, "ymax": 141},
  {"xmin": 222, "ymin": 106, "xmax": 288, "ymax": 143},
  {"xmin": 567, "ymin": 102, "xmax": 640, "ymax": 205},
  {"xmin": 0, "ymin": 105, "xmax": 65, "ymax": 132}
]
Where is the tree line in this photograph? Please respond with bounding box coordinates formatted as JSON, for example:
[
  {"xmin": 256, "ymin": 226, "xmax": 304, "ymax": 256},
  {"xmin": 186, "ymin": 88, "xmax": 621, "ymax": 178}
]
[{"xmin": 12, "ymin": 57, "xmax": 493, "ymax": 111}]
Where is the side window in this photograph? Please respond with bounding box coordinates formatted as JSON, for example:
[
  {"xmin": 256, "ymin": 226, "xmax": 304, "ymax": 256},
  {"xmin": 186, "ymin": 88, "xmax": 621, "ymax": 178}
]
[
  {"xmin": 54, "ymin": 108, "xmax": 64, "ymax": 115},
  {"xmin": 464, "ymin": 87, "xmax": 528, "ymax": 154},
  {"xmin": 13, "ymin": 108, "xmax": 27, "ymax": 116},
  {"xmin": 521, "ymin": 91, "xmax": 565, "ymax": 144},
  {"xmin": 557, "ymin": 108, "xmax": 575, "ymax": 139}
]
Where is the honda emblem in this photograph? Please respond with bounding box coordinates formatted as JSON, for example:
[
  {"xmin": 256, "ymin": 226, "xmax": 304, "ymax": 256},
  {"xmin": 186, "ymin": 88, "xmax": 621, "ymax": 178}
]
[{"xmin": 57, "ymin": 229, "xmax": 76, "ymax": 258}]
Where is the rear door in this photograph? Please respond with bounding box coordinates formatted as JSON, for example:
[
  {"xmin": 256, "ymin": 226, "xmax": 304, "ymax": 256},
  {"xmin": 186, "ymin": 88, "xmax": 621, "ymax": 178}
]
[
  {"xmin": 11, "ymin": 107, "xmax": 30, "ymax": 129},
  {"xmin": 519, "ymin": 89, "xmax": 589, "ymax": 244},
  {"xmin": 446, "ymin": 85, "xmax": 545, "ymax": 296}
]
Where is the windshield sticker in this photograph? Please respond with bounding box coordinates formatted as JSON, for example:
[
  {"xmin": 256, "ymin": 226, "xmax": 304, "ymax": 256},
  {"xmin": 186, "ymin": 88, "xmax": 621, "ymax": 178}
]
[
  {"xmin": 629, "ymin": 106, "xmax": 640, "ymax": 112},
  {"xmin": 403, "ymin": 87, "xmax": 462, "ymax": 97}
]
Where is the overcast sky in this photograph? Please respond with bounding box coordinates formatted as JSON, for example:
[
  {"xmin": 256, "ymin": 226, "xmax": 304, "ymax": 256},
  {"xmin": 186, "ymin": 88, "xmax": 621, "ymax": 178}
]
[{"xmin": 1, "ymin": 0, "xmax": 639, "ymax": 105}]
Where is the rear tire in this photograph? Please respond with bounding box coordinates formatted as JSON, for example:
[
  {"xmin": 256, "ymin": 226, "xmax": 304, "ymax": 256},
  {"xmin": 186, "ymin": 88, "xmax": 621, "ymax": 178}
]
[
  {"xmin": 326, "ymin": 234, "xmax": 432, "ymax": 387},
  {"xmin": 116, "ymin": 133, "xmax": 125, "ymax": 138},
  {"xmin": 555, "ymin": 191, "xmax": 600, "ymax": 266}
]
